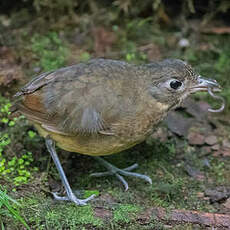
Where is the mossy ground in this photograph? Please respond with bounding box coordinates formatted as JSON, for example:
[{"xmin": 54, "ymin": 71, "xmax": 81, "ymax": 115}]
[{"xmin": 0, "ymin": 10, "xmax": 230, "ymax": 229}]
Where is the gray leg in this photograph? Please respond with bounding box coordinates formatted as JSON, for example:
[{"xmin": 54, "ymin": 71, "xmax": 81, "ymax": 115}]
[
  {"xmin": 91, "ymin": 156, "xmax": 152, "ymax": 191},
  {"xmin": 45, "ymin": 138, "xmax": 95, "ymax": 205}
]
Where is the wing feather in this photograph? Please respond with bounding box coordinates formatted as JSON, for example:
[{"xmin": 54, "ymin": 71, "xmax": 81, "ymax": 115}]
[{"xmin": 14, "ymin": 59, "xmax": 141, "ymax": 136}]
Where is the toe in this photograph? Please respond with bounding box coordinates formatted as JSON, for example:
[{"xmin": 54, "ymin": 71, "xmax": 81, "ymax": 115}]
[
  {"xmin": 115, "ymin": 173, "xmax": 129, "ymax": 191},
  {"xmin": 69, "ymin": 193, "xmax": 95, "ymax": 205},
  {"xmin": 52, "ymin": 192, "xmax": 95, "ymax": 205},
  {"xmin": 81, "ymin": 194, "xmax": 96, "ymax": 203}
]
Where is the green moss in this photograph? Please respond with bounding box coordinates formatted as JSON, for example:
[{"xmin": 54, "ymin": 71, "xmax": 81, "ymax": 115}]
[
  {"xmin": 84, "ymin": 189, "xmax": 100, "ymax": 198},
  {"xmin": 15, "ymin": 196, "xmax": 102, "ymax": 230},
  {"xmin": 45, "ymin": 205, "xmax": 102, "ymax": 229},
  {"xmin": 113, "ymin": 204, "xmax": 141, "ymax": 223},
  {"xmin": 208, "ymin": 158, "xmax": 230, "ymax": 185},
  {"xmin": 31, "ymin": 32, "xmax": 69, "ymax": 71},
  {"xmin": 79, "ymin": 52, "xmax": 91, "ymax": 62},
  {"xmin": 0, "ymin": 95, "xmax": 38, "ymax": 186}
]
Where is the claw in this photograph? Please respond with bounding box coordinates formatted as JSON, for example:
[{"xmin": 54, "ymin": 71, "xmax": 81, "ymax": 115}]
[
  {"xmin": 115, "ymin": 173, "xmax": 129, "ymax": 191},
  {"xmin": 92, "ymin": 157, "xmax": 152, "ymax": 191},
  {"xmin": 52, "ymin": 192, "xmax": 95, "ymax": 206}
]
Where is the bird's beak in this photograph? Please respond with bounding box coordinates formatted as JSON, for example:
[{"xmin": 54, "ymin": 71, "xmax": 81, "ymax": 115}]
[{"xmin": 190, "ymin": 76, "xmax": 221, "ymax": 93}]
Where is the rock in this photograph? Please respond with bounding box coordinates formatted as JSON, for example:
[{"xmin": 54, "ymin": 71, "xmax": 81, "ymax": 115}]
[
  {"xmin": 187, "ymin": 132, "xmax": 205, "ymax": 145},
  {"xmin": 221, "ymin": 148, "xmax": 230, "ymax": 157},
  {"xmin": 205, "ymin": 187, "xmax": 230, "ymax": 203},
  {"xmin": 198, "ymin": 101, "xmax": 212, "ymax": 112},
  {"xmin": 223, "ymin": 198, "xmax": 230, "ymax": 209},
  {"xmin": 211, "ymin": 144, "xmax": 220, "ymax": 151},
  {"xmin": 165, "ymin": 111, "xmax": 193, "ymax": 137},
  {"xmin": 222, "ymin": 139, "xmax": 230, "ymax": 148},
  {"xmin": 182, "ymin": 98, "xmax": 210, "ymax": 120},
  {"xmin": 213, "ymin": 147, "xmax": 230, "ymax": 157},
  {"xmin": 205, "ymin": 135, "xmax": 218, "ymax": 146},
  {"xmin": 184, "ymin": 164, "xmax": 205, "ymax": 181}
]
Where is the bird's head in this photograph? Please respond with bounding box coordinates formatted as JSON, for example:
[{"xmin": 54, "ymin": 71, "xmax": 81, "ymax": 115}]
[{"xmin": 147, "ymin": 59, "xmax": 221, "ymax": 111}]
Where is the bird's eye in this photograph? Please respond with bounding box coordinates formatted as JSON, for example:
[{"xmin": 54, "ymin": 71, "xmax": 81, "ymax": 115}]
[{"xmin": 170, "ymin": 80, "xmax": 182, "ymax": 90}]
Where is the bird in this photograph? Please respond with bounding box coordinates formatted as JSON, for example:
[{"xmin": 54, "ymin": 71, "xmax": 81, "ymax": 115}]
[{"xmin": 13, "ymin": 58, "xmax": 221, "ymax": 205}]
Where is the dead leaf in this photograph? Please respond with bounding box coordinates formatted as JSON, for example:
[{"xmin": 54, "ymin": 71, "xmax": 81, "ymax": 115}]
[
  {"xmin": 92, "ymin": 27, "xmax": 116, "ymax": 56},
  {"xmin": 197, "ymin": 192, "xmax": 204, "ymax": 198},
  {"xmin": 113, "ymin": 0, "xmax": 131, "ymax": 13},
  {"xmin": 0, "ymin": 46, "xmax": 24, "ymax": 91},
  {"xmin": 202, "ymin": 27, "xmax": 230, "ymax": 34},
  {"xmin": 198, "ymin": 43, "xmax": 213, "ymax": 51},
  {"xmin": 138, "ymin": 43, "xmax": 162, "ymax": 61},
  {"xmin": 48, "ymin": 177, "xmax": 63, "ymax": 193},
  {"xmin": 94, "ymin": 207, "xmax": 113, "ymax": 219}
]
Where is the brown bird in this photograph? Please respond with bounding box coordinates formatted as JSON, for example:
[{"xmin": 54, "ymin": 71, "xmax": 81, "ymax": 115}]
[{"xmin": 13, "ymin": 58, "xmax": 221, "ymax": 205}]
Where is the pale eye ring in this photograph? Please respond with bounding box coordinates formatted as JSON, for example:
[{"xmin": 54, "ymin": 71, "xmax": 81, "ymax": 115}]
[{"xmin": 170, "ymin": 80, "xmax": 182, "ymax": 90}]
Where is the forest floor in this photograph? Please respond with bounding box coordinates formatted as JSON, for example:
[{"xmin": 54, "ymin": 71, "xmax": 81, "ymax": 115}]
[{"xmin": 0, "ymin": 12, "xmax": 230, "ymax": 229}]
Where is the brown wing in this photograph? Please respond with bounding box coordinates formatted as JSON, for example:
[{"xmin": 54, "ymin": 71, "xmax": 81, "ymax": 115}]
[{"xmin": 14, "ymin": 59, "xmax": 141, "ymax": 136}]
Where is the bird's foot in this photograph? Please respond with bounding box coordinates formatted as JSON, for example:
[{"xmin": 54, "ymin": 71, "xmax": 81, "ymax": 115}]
[
  {"xmin": 91, "ymin": 157, "xmax": 152, "ymax": 191},
  {"xmin": 52, "ymin": 191, "xmax": 95, "ymax": 206}
]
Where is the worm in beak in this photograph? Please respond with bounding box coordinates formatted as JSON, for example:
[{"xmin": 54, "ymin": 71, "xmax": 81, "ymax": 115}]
[{"xmin": 191, "ymin": 76, "xmax": 225, "ymax": 113}]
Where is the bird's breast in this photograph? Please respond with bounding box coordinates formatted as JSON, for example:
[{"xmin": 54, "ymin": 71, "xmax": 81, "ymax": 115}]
[{"xmin": 111, "ymin": 100, "xmax": 169, "ymax": 138}]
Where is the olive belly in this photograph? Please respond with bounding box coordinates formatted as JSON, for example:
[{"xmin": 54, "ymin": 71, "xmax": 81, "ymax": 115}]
[{"xmin": 34, "ymin": 123, "xmax": 145, "ymax": 156}]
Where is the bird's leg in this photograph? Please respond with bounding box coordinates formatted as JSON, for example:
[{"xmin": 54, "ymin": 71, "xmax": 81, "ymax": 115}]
[
  {"xmin": 91, "ymin": 156, "xmax": 152, "ymax": 191},
  {"xmin": 45, "ymin": 138, "xmax": 95, "ymax": 205}
]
